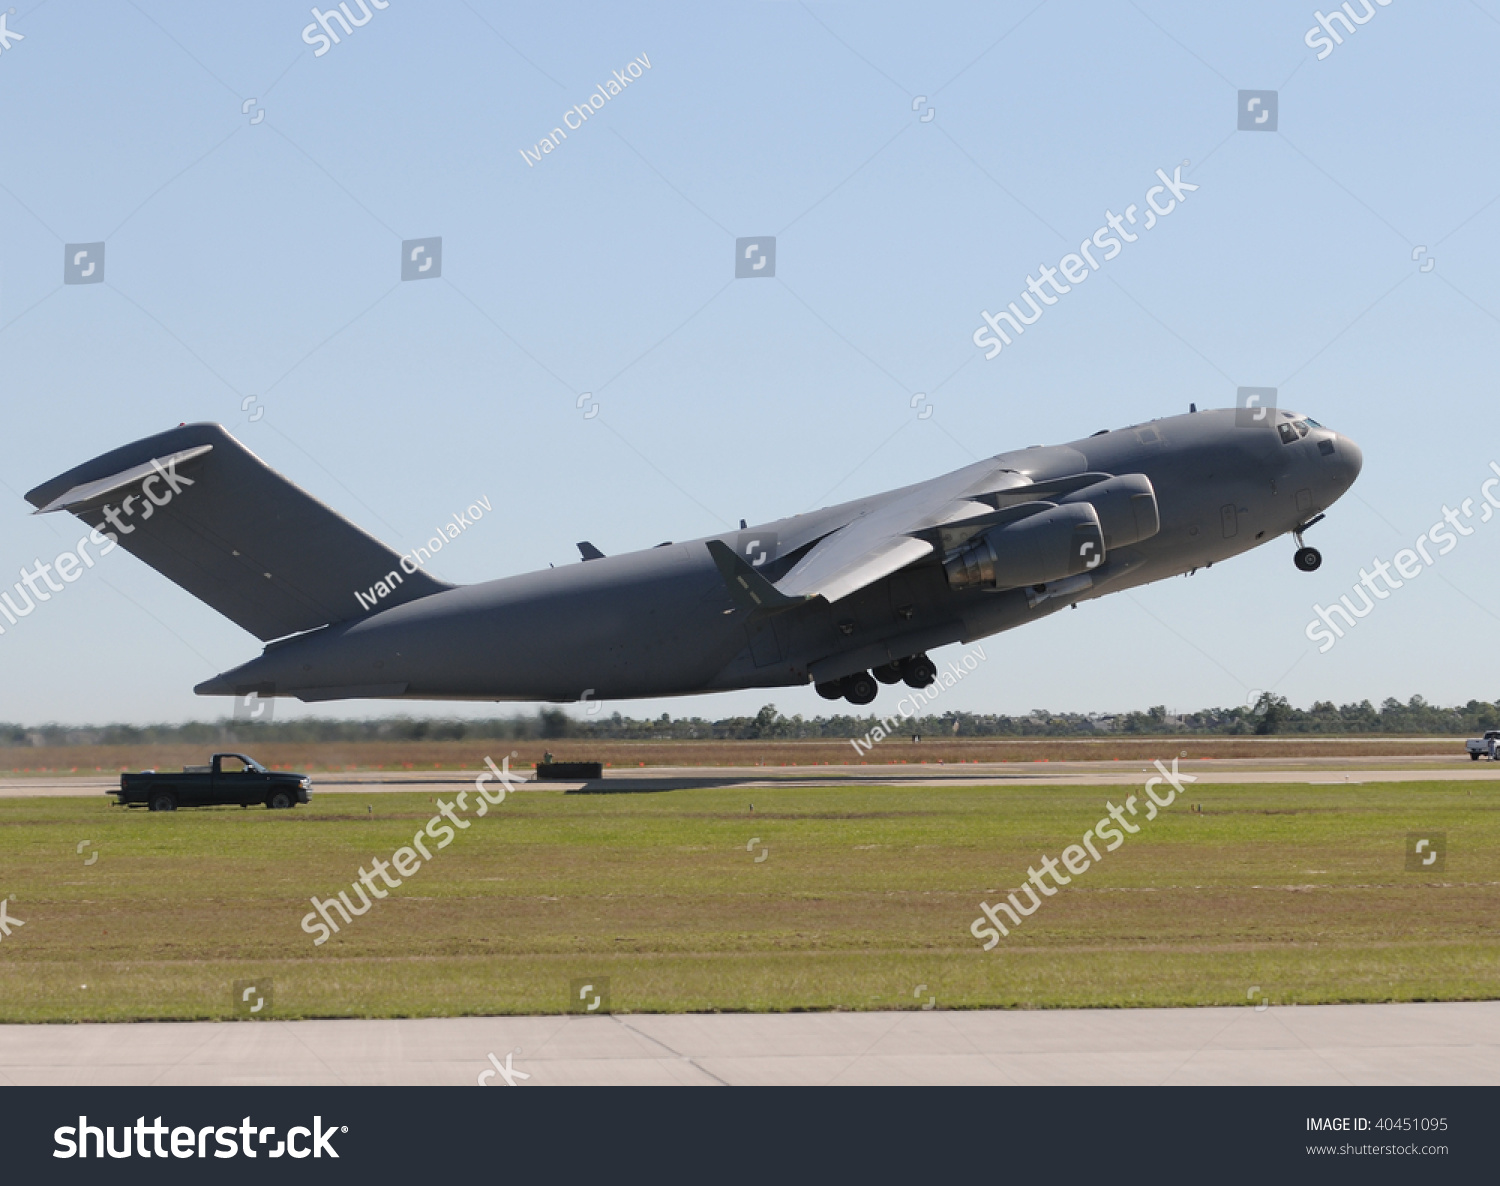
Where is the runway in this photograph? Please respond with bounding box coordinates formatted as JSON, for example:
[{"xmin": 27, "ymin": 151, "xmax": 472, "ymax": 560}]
[
  {"xmin": 2, "ymin": 1001, "xmax": 1494, "ymax": 1086},
  {"xmin": 3, "ymin": 753, "xmax": 1497, "ymax": 797},
  {"xmin": 4, "ymin": 754, "xmax": 1495, "ymax": 1088}
]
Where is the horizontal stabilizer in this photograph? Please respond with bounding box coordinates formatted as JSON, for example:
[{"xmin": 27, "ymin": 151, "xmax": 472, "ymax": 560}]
[{"xmin": 25, "ymin": 423, "xmax": 452, "ymax": 641}]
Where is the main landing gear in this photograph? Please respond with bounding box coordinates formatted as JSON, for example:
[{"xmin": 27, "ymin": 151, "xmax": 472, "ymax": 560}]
[
  {"xmin": 841, "ymin": 671, "xmax": 878, "ymax": 706},
  {"xmin": 1292, "ymin": 513, "xmax": 1325, "ymax": 572},
  {"xmin": 815, "ymin": 654, "xmax": 937, "ymax": 705}
]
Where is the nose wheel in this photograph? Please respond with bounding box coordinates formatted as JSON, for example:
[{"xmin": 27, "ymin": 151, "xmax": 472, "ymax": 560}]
[{"xmin": 1292, "ymin": 515, "xmax": 1325, "ymax": 572}]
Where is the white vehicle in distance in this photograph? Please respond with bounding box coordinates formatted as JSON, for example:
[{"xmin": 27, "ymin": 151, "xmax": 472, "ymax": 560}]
[{"xmin": 1464, "ymin": 730, "xmax": 1500, "ymax": 761}]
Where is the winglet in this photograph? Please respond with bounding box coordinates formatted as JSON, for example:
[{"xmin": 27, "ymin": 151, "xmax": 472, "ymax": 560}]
[{"xmin": 706, "ymin": 539, "xmax": 811, "ymax": 613}]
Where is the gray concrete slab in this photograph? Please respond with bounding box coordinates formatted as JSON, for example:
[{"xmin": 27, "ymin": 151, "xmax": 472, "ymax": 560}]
[{"xmin": 1, "ymin": 1002, "xmax": 1494, "ymax": 1086}]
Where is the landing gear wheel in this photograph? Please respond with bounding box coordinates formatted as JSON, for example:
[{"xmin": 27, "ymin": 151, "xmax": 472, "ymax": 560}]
[
  {"xmin": 901, "ymin": 655, "xmax": 937, "ymax": 689},
  {"xmin": 815, "ymin": 680, "xmax": 844, "ymax": 700},
  {"xmin": 267, "ymin": 790, "xmax": 295, "ymax": 809},
  {"xmin": 148, "ymin": 790, "xmax": 177, "ymax": 812},
  {"xmin": 841, "ymin": 671, "xmax": 878, "ymax": 706},
  {"xmin": 872, "ymin": 662, "xmax": 904, "ymax": 685},
  {"xmin": 1294, "ymin": 546, "xmax": 1322, "ymax": 572}
]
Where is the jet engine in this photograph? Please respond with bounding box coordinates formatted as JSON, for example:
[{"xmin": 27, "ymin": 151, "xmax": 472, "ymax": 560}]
[
  {"xmin": 941, "ymin": 474, "xmax": 1160, "ymax": 592},
  {"xmin": 1056, "ymin": 474, "xmax": 1159, "ymax": 549},
  {"xmin": 942, "ymin": 502, "xmax": 1105, "ymax": 591}
]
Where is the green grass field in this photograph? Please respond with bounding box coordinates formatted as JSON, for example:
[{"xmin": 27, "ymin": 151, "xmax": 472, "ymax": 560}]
[{"xmin": 0, "ymin": 780, "xmax": 1495, "ymax": 1022}]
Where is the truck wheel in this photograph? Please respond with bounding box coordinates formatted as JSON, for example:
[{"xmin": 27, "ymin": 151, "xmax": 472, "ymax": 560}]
[
  {"xmin": 1472, "ymin": 753, "xmax": 1481, "ymax": 761},
  {"xmin": 148, "ymin": 790, "xmax": 177, "ymax": 812},
  {"xmin": 267, "ymin": 790, "xmax": 295, "ymax": 810}
]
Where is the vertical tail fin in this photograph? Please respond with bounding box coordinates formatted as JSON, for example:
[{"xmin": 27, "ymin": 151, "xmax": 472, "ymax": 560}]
[{"xmin": 25, "ymin": 424, "xmax": 452, "ymax": 641}]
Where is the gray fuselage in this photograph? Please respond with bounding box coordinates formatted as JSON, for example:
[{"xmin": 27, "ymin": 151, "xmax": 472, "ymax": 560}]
[{"xmin": 200, "ymin": 407, "xmax": 1361, "ymax": 705}]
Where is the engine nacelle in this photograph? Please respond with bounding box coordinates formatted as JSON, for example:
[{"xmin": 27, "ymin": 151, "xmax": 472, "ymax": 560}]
[
  {"xmin": 943, "ymin": 502, "xmax": 1105, "ymax": 592},
  {"xmin": 1058, "ymin": 473, "xmax": 1159, "ymax": 549}
]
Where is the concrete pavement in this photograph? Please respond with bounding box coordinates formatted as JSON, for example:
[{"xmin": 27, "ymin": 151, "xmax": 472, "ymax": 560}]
[{"xmin": 2, "ymin": 1001, "xmax": 1496, "ymax": 1086}]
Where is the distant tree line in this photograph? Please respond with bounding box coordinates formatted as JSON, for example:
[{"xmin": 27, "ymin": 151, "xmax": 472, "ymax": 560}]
[{"xmin": 2, "ymin": 694, "xmax": 1497, "ymax": 747}]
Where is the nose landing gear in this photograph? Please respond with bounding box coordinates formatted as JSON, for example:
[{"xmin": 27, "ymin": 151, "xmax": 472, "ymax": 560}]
[{"xmin": 1292, "ymin": 513, "xmax": 1326, "ymax": 572}]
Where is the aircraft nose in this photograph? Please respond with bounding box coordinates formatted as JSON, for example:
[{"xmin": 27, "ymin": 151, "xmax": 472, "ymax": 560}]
[{"xmin": 1335, "ymin": 433, "xmax": 1362, "ymax": 489}]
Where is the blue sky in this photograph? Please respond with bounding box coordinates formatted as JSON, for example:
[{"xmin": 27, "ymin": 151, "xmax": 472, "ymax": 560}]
[{"xmin": 2, "ymin": 0, "xmax": 1498, "ymax": 726}]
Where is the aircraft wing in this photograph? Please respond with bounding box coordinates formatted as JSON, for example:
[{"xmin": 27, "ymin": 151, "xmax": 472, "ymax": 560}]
[
  {"xmin": 772, "ymin": 466, "xmax": 1047, "ymax": 603},
  {"xmin": 773, "ymin": 532, "xmax": 935, "ymax": 603}
]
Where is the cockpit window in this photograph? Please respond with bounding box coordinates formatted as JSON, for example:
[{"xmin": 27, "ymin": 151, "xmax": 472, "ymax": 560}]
[
  {"xmin": 1303, "ymin": 417, "xmax": 1323, "ymax": 428},
  {"xmin": 1278, "ymin": 419, "xmax": 1311, "ymax": 444}
]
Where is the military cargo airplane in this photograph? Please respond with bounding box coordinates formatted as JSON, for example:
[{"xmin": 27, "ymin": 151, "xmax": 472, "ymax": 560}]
[{"xmin": 26, "ymin": 406, "xmax": 1360, "ymax": 706}]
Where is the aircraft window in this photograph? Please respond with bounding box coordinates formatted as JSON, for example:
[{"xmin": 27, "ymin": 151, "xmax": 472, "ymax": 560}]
[
  {"xmin": 1278, "ymin": 422, "xmax": 1299, "ymax": 444},
  {"xmin": 1304, "ymin": 417, "xmax": 1324, "ymax": 428},
  {"xmin": 1293, "ymin": 419, "xmax": 1309, "ymax": 437}
]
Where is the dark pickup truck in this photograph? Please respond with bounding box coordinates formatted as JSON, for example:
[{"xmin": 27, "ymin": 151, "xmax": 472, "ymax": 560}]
[{"xmin": 114, "ymin": 753, "xmax": 312, "ymax": 811}]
